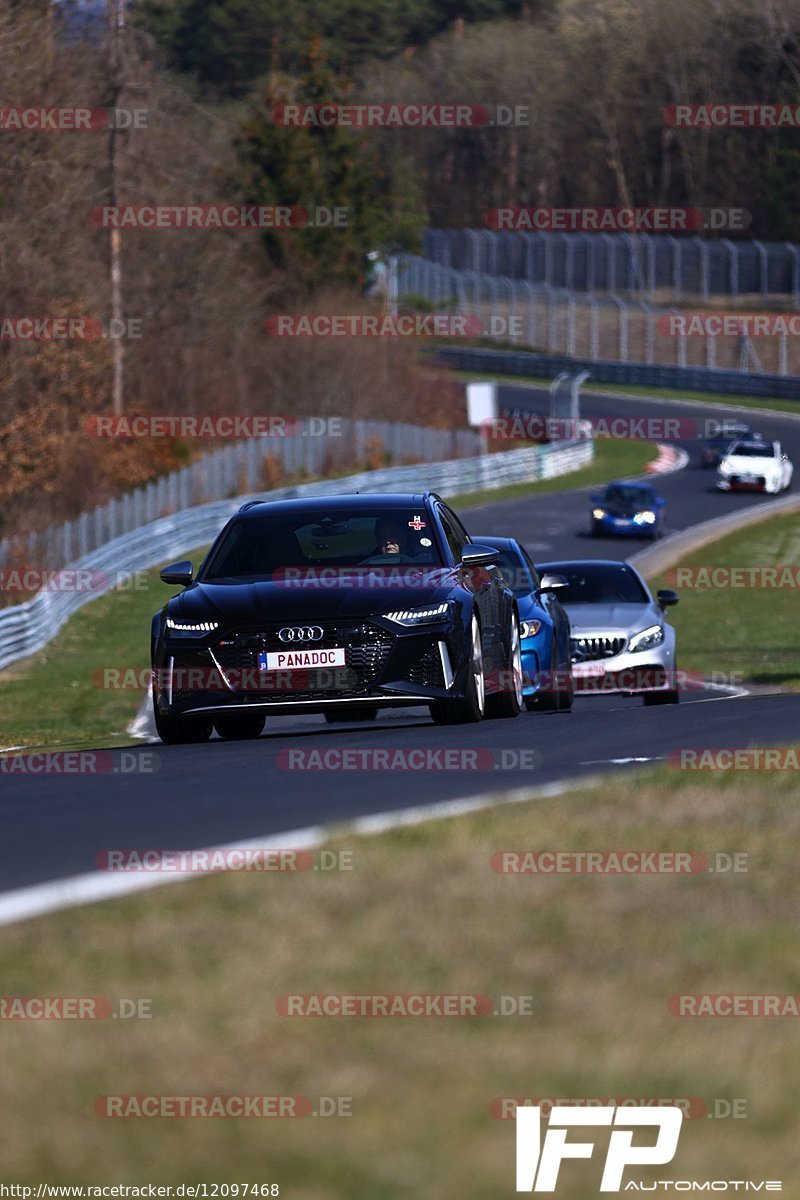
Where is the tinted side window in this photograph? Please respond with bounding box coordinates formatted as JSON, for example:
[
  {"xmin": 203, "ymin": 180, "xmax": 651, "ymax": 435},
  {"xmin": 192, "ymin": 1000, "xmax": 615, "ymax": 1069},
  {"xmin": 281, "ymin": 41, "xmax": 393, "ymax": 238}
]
[{"xmin": 438, "ymin": 510, "xmax": 464, "ymax": 561}]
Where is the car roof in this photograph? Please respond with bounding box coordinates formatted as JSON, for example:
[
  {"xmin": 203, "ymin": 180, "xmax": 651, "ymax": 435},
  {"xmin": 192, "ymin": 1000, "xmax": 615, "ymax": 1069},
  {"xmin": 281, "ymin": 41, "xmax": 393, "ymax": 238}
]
[
  {"xmin": 235, "ymin": 492, "xmax": 437, "ymax": 518},
  {"xmin": 539, "ymin": 559, "xmax": 634, "ymax": 570},
  {"xmin": 728, "ymin": 440, "xmax": 772, "ymax": 452}
]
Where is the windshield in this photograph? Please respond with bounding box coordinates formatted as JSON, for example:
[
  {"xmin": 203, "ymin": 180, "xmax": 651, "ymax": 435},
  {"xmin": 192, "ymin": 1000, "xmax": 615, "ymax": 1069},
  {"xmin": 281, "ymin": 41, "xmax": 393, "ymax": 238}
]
[
  {"xmin": 200, "ymin": 508, "xmax": 445, "ymax": 580},
  {"xmin": 487, "ymin": 547, "xmax": 535, "ymax": 596},
  {"xmin": 543, "ymin": 564, "xmax": 649, "ymax": 605},
  {"xmin": 602, "ymin": 484, "xmax": 653, "ymax": 505},
  {"xmin": 728, "ymin": 443, "xmax": 773, "ymax": 458}
]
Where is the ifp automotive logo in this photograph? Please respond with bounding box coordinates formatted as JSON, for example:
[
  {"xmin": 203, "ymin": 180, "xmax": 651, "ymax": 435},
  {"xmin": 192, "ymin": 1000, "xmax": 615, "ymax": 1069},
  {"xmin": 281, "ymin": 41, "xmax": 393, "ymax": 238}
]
[{"xmin": 515, "ymin": 1104, "xmax": 682, "ymax": 1192}]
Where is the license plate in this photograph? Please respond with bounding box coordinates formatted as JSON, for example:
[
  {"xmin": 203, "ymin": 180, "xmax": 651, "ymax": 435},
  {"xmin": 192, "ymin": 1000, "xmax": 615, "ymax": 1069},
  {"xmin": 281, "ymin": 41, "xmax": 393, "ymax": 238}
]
[
  {"xmin": 613, "ymin": 518, "xmax": 629, "ymax": 525},
  {"xmin": 572, "ymin": 662, "xmax": 605, "ymax": 678},
  {"xmin": 738, "ymin": 474, "xmax": 757, "ymax": 483},
  {"xmin": 259, "ymin": 647, "xmax": 346, "ymax": 670}
]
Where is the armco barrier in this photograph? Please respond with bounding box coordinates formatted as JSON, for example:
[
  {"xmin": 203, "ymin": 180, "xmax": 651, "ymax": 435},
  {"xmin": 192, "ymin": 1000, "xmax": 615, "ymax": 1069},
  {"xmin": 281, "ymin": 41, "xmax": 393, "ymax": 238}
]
[
  {"xmin": 430, "ymin": 345, "xmax": 800, "ymax": 401},
  {"xmin": 0, "ymin": 438, "xmax": 592, "ymax": 672}
]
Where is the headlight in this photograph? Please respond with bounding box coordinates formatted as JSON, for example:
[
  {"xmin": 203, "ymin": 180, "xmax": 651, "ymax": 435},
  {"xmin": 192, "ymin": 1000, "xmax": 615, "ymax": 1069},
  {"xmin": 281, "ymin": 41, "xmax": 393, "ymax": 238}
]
[
  {"xmin": 633, "ymin": 510, "xmax": 656, "ymax": 525},
  {"xmin": 628, "ymin": 624, "xmax": 665, "ymax": 653},
  {"xmin": 383, "ymin": 602, "xmax": 450, "ymax": 626},
  {"xmin": 718, "ymin": 461, "xmax": 732, "ymax": 475},
  {"xmin": 592, "ymin": 508, "xmax": 606, "ymax": 519},
  {"xmin": 520, "ymin": 619, "xmax": 542, "ymax": 639},
  {"xmin": 165, "ymin": 618, "xmax": 219, "ymax": 637}
]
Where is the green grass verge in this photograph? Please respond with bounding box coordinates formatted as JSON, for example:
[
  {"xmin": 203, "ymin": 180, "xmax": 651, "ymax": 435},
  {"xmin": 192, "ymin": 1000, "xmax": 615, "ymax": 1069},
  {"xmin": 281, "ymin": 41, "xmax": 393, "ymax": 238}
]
[
  {"xmin": 1, "ymin": 766, "xmax": 798, "ymax": 1193},
  {"xmin": 450, "ymin": 437, "xmax": 658, "ymax": 508},
  {"xmin": 0, "ymin": 545, "xmax": 209, "ymax": 751},
  {"xmin": 651, "ymin": 510, "xmax": 800, "ymax": 690},
  {"xmin": 452, "ymin": 369, "xmax": 800, "ymax": 419}
]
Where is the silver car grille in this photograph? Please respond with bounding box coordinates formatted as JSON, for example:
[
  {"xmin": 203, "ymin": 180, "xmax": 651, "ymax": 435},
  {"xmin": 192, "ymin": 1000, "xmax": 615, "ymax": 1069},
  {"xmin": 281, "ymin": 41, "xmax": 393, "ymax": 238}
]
[{"xmin": 572, "ymin": 635, "xmax": 626, "ymax": 661}]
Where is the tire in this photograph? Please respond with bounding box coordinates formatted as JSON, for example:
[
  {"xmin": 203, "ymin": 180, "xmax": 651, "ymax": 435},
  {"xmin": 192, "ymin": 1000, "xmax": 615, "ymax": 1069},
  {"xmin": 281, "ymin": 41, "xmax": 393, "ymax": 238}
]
[
  {"xmin": 532, "ymin": 636, "xmax": 562, "ymax": 711},
  {"xmin": 429, "ymin": 615, "xmax": 485, "ymax": 725},
  {"xmin": 643, "ymin": 689, "xmax": 680, "ymax": 706},
  {"xmin": 485, "ymin": 611, "xmax": 523, "ymax": 719},
  {"xmin": 213, "ymin": 711, "xmax": 266, "ymax": 739},
  {"xmin": 153, "ymin": 699, "xmax": 214, "ymax": 745}
]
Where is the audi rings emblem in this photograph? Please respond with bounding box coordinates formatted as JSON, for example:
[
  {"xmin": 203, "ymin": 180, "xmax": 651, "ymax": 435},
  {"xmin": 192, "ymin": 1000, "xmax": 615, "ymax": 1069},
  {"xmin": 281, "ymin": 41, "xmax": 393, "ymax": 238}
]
[{"xmin": 278, "ymin": 625, "xmax": 324, "ymax": 643}]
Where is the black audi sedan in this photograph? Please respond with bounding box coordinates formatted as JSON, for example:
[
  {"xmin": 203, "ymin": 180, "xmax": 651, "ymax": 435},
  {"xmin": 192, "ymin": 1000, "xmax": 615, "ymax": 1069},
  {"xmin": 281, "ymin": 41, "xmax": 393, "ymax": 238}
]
[{"xmin": 151, "ymin": 492, "xmax": 523, "ymax": 742}]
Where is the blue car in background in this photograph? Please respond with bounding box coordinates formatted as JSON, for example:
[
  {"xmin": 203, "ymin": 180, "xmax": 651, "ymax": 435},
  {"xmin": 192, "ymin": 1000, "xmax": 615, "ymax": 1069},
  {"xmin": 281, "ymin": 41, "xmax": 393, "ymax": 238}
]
[
  {"xmin": 476, "ymin": 537, "xmax": 573, "ymax": 712},
  {"xmin": 590, "ymin": 480, "xmax": 666, "ymax": 540}
]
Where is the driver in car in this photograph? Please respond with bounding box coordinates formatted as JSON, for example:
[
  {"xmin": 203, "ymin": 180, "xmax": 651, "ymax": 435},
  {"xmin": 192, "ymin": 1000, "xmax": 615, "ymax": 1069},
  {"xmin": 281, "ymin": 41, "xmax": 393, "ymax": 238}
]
[{"xmin": 373, "ymin": 517, "xmax": 409, "ymax": 557}]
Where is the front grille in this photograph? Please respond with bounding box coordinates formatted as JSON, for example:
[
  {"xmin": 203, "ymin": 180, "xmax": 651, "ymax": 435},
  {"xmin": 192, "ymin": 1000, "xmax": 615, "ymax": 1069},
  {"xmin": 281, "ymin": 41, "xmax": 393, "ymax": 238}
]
[
  {"xmin": 212, "ymin": 620, "xmax": 394, "ymax": 697},
  {"xmin": 572, "ymin": 635, "xmax": 626, "ymax": 661},
  {"xmin": 405, "ymin": 644, "xmax": 445, "ymax": 689}
]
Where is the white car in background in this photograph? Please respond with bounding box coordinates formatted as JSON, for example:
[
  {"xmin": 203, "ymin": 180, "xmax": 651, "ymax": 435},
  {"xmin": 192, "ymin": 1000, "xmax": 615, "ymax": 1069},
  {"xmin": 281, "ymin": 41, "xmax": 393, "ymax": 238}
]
[{"xmin": 717, "ymin": 439, "xmax": 793, "ymax": 494}]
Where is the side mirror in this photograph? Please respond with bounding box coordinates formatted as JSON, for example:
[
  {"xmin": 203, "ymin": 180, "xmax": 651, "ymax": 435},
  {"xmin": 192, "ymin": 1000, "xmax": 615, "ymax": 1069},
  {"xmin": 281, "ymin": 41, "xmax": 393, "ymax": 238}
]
[
  {"xmin": 657, "ymin": 588, "xmax": 679, "ymax": 608},
  {"xmin": 160, "ymin": 560, "xmax": 194, "ymax": 586},
  {"xmin": 461, "ymin": 544, "xmax": 500, "ymax": 568},
  {"xmin": 539, "ymin": 573, "xmax": 568, "ymax": 593}
]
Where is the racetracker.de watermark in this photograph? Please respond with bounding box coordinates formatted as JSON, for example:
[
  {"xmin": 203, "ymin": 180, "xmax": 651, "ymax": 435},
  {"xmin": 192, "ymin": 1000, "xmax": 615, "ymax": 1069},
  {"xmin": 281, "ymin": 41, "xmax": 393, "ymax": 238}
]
[
  {"xmin": 272, "ymin": 103, "xmax": 528, "ymax": 127},
  {"xmin": 665, "ymin": 566, "xmax": 800, "ymax": 589},
  {"xmin": 669, "ymin": 994, "xmax": 800, "ymax": 1017},
  {"xmin": 84, "ymin": 415, "xmax": 341, "ymax": 438},
  {"xmin": 264, "ymin": 313, "xmax": 484, "ymax": 337},
  {"xmin": 0, "ymin": 317, "xmax": 142, "ymax": 340},
  {"xmin": 0, "ymin": 750, "xmax": 159, "ymax": 775},
  {"xmin": 490, "ymin": 1097, "xmax": 747, "ymax": 1120},
  {"xmin": 485, "ymin": 207, "xmax": 750, "ymax": 232},
  {"xmin": 0, "ymin": 107, "xmax": 147, "ymax": 131},
  {"xmin": 659, "ymin": 313, "xmax": 800, "ymax": 337},
  {"xmin": 275, "ymin": 993, "xmax": 534, "ymax": 1016},
  {"xmin": 669, "ymin": 748, "xmax": 800, "ymax": 770},
  {"xmin": 91, "ymin": 206, "xmax": 349, "ymax": 229},
  {"xmin": 276, "ymin": 747, "xmax": 541, "ymax": 771},
  {"xmin": 0, "ymin": 997, "xmax": 153, "ymax": 1019},
  {"xmin": 95, "ymin": 1095, "xmax": 353, "ymax": 1118},
  {"xmin": 0, "ymin": 568, "xmax": 148, "ymax": 594},
  {"xmin": 95, "ymin": 848, "xmax": 353, "ymax": 872},
  {"xmin": 665, "ymin": 103, "xmax": 800, "ymax": 127},
  {"xmin": 490, "ymin": 850, "xmax": 747, "ymax": 874}
]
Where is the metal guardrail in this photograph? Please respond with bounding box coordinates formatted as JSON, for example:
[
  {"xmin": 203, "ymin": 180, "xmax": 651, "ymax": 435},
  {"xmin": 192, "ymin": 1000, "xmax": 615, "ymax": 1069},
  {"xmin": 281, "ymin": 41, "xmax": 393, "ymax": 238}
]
[
  {"xmin": 0, "ymin": 438, "xmax": 593, "ymax": 672},
  {"xmin": 0, "ymin": 419, "xmax": 482, "ymax": 575},
  {"xmin": 431, "ymin": 346, "xmax": 800, "ymax": 400},
  {"xmin": 423, "ymin": 229, "xmax": 800, "ymax": 302}
]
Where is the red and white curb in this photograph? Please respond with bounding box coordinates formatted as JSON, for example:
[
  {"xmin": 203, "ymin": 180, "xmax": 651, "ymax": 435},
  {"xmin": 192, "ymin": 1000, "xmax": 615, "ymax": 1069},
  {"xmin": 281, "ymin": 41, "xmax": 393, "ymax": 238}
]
[{"xmin": 646, "ymin": 443, "xmax": 689, "ymax": 474}]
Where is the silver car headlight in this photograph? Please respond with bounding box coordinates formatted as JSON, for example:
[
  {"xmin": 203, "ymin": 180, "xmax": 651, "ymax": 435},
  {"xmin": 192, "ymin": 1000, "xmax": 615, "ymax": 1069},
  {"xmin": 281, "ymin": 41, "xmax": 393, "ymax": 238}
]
[
  {"xmin": 165, "ymin": 618, "xmax": 219, "ymax": 637},
  {"xmin": 383, "ymin": 601, "xmax": 450, "ymax": 626},
  {"xmin": 628, "ymin": 624, "xmax": 665, "ymax": 653},
  {"xmin": 520, "ymin": 619, "xmax": 542, "ymax": 639}
]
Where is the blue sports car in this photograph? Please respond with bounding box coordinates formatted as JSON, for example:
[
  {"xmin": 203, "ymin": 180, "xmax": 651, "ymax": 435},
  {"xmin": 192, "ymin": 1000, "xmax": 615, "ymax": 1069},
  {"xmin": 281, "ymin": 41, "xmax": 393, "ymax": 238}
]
[
  {"xmin": 590, "ymin": 480, "xmax": 666, "ymax": 540},
  {"xmin": 476, "ymin": 537, "xmax": 573, "ymax": 711}
]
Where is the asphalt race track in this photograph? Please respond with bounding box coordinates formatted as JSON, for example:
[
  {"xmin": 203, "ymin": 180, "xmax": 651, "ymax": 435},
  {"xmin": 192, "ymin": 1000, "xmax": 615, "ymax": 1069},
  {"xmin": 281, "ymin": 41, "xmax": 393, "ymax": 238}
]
[{"xmin": 2, "ymin": 389, "xmax": 799, "ymax": 897}]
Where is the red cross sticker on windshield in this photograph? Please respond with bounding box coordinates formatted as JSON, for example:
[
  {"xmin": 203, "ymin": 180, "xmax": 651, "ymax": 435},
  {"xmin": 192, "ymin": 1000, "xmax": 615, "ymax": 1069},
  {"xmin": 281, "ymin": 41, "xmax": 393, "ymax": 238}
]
[{"xmin": 408, "ymin": 515, "xmax": 426, "ymax": 530}]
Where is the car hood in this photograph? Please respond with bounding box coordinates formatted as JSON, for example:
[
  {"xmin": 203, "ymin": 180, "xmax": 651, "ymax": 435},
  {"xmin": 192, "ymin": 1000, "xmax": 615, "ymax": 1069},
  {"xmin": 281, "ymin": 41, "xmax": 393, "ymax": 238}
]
[
  {"xmin": 562, "ymin": 601, "xmax": 661, "ymax": 636},
  {"xmin": 721, "ymin": 454, "xmax": 776, "ymax": 473},
  {"xmin": 169, "ymin": 571, "xmax": 460, "ymax": 625},
  {"xmin": 598, "ymin": 499, "xmax": 654, "ymax": 517}
]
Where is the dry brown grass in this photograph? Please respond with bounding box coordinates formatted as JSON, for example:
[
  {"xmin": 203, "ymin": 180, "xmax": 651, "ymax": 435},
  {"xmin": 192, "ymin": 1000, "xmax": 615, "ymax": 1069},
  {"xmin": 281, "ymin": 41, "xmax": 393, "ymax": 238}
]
[{"xmin": 1, "ymin": 768, "xmax": 799, "ymax": 1194}]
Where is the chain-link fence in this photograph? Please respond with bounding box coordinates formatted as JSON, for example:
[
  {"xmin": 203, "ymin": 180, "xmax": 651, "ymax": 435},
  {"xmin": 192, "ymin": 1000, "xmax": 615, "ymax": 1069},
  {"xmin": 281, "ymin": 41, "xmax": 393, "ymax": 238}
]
[
  {"xmin": 398, "ymin": 255, "xmax": 800, "ymax": 377},
  {"xmin": 422, "ymin": 229, "xmax": 800, "ymax": 303}
]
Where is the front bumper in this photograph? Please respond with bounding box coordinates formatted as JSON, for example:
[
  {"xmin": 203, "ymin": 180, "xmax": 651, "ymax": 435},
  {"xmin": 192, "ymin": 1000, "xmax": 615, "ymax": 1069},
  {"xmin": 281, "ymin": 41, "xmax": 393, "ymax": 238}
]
[
  {"xmin": 154, "ymin": 616, "xmax": 471, "ymax": 717},
  {"xmin": 717, "ymin": 474, "xmax": 767, "ymax": 492},
  {"xmin": 571, "ymin": 641, "xmax": 676, "ymax": 695},
  {"xmin": 594, "ymin": 515, "xmax": 659, "ymax": 537}
]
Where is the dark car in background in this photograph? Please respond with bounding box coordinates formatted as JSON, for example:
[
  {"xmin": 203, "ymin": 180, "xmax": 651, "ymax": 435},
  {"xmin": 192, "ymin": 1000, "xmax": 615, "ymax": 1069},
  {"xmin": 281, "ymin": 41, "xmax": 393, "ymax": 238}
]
[
  {"xmin": 701, "ymin": 420, "xmax": 754, "ymax": 467},
  {"xmin": 151, "ymin": 493, "xmax": 523, "ymax": 742},
  {"xmin": 474, "ymin": 536, "xmax": 573, "ymax": 711}
]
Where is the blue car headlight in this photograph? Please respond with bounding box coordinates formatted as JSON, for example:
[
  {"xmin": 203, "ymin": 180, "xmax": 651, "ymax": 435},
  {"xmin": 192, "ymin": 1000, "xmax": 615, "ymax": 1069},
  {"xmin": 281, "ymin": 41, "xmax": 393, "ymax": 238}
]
[
  {"xmin": 383, "ymin": 601, "xmax": 451, "ymax": 627},
  {"xmin": 628, "ymin": 624, "xmax": 664, "ymax": 653},
  {"xmin": 592, "ymin": 508, "xmax": 606, "ymax": 519},
  {"xmin": 520, "ymin": 619, "xmax": 542, "ymax": 639},
  {"xmin": 165, "ymin": 618, "xmax": 219, "ymax": 638},
  {"xmin": 633, "ymin": 510, "xmax": 657, "ymax": 525}
]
